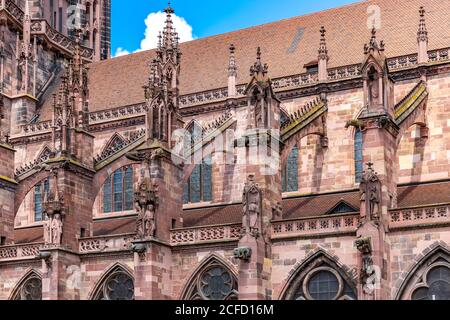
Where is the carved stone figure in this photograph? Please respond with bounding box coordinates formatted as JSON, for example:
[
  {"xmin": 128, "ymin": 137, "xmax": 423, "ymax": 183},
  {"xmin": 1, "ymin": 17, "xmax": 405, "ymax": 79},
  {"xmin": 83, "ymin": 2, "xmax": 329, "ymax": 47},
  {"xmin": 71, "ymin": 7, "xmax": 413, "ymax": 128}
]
[
  {"xmin": 135, "ymin": 178, "xmax": 158, "ymax": 239},
  {"xmin": 359, "ymin": 162, "xmax": 381, "ymax": 223},
  {"xmin": 355, "ymin": 236, "xmax": 376, "ymax": 296},
  {"xmin": 234, "ymin": 247, "xmax": 252, "ymax": 261},
  {"xmin": 242, "ymin": 175, "xmax": 262, "ymax": 238},
  {"xmin": 42, "ymin": 170, "xmax": 65, "ymax": 246}
]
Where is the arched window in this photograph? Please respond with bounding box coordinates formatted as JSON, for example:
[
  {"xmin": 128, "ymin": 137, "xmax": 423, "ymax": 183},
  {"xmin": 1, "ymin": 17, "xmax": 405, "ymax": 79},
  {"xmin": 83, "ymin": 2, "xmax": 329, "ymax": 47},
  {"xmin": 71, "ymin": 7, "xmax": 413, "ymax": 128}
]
[
  {"xmin": 397, "ymin": 248, "xmax": 450, "ymax": 300},
  {"xmin": 102, "ymin": 166, "xmax": 134, "ymax": 213},
  {"xmin": 93, "ymin": 267, "xmax": 134, "ymax": 300},
  {"xmin": 13, "ymin": 274, "xmax": 42, "ymax": 300},
  {"xmin": 282, "ymin": 146, "xmax": 299, "ymax": 193},
  {"xmin": 184, "ymin": 156, "xmax": 212, "ymax": 204},
  {"xmin": 183, "ymin": 259, "xmax": 238, "ymax": 300},
  {"xmin": 354, "ymin": 129, "xmax": 364, "ymax": 183},
  {"xmin": 282, "ymin": 252, "xmax": 357, "ymax": 300},
  {"xmin": 34, "ymin": 179, "xmax": 49, "ymax": 222}
]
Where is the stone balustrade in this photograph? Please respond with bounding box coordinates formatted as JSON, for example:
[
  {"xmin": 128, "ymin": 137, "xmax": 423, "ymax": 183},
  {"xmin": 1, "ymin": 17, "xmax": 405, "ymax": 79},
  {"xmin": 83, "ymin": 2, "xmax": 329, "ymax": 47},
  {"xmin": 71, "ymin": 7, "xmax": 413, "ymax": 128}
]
[
  {"xmin": 271, "ymin": 214, "xmax": 359, "ymax": 239},
  {"xmin": 389, "ymin": 205, "xmax": 450, "ymax": 230},
  {"xmin": 89, "ymin": 103, "xmax": 146, "ymax": 124},
  {"xmin": 0, "ymin": 0, "xmax": 24, "ymax": 24},
  {"xmin": 428, "ymin": 47, "xmax": 449, "ymax": 63},
  {"xmin": 30, "ymin": 20, "xmax": 94, "ymax": 60},
  {"xmin": 170, "ymin": 224, "xmax": 243, "ymax": 246},
  {"xmin": 0, "ymin": 242, "xmax": 43, "ymax": 261},
  {"xmin": 78, "ymin": 233, "xmax": 135, "ymax": 254},
  {"xmin": 20, "ymin": 120, "xmax": 52, "ymax": 135}
]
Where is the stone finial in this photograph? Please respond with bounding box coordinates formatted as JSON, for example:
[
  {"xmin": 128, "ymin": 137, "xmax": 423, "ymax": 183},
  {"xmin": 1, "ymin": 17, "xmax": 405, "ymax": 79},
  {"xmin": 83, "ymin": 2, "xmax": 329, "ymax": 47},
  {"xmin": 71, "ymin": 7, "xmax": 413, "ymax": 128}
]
[
  {"xmin": 228, "ymin": 44, "xmax": 237, "ymax": 97},
  {"xmin": 318, "ymin": 26, "xmax": 329, "ymax": 82},
  {"xmin": 249, "ymin": 47, "xmax": 268, "ymax": 78},
  {"xmin": 417, "ymin": 7, "xmax": 429, "ymax": 64},
  {"xmin": 417, "ymin": 6, "xmax": 428, "ymax": 43},
  {"xmin": 364, "ymin": 27, "xmax": 385, "ymax": 55},
  {"xmin": 318, "ymin": 26, "xmax": 329, "ymax": 60}
]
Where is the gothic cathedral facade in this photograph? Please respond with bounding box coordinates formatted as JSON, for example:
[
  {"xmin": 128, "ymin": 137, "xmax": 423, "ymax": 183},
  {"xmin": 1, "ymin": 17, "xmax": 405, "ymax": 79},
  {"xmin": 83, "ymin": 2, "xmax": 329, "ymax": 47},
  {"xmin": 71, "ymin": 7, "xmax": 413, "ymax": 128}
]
[{"xmin": 0, "ymin": 0, "xmax": 450, "ymax": 300}]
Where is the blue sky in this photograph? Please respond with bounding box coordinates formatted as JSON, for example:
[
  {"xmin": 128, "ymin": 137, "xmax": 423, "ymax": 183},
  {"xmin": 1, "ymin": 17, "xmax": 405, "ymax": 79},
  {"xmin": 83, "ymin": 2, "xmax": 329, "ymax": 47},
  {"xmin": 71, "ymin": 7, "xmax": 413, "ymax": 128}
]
[{"xmin": 112, "ymin": 0, "xmax": 361, "ymax": 56}]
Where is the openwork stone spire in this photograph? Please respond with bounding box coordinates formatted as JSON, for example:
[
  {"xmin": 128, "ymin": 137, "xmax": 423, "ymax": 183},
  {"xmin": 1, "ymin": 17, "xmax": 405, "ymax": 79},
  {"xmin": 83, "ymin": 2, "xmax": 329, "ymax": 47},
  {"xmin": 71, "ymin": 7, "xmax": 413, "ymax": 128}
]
[{"xmin": 143, "ymin": 2, "xmax": 182, "ymax": 145}]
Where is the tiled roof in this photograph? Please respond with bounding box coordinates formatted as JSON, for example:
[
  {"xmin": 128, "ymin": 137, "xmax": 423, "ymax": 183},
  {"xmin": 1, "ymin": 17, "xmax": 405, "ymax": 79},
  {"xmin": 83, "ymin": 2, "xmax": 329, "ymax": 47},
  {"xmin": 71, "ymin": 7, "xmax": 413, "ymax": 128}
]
[{"xmin": 80, "ymin": 0, "xmax": 449, "ymax": 114}]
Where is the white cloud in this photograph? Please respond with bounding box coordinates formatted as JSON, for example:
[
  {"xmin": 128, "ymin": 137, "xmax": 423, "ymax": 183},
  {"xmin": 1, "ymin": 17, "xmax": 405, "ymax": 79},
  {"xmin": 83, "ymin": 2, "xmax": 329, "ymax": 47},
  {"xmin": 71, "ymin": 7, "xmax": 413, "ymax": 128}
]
[
  {"xmin": 113, "ymin": 11, "xmax": 195, "ymax": 58},
  {"xmin": 113, "ymin": 47, "xmax": 130, "ymax": 57}
]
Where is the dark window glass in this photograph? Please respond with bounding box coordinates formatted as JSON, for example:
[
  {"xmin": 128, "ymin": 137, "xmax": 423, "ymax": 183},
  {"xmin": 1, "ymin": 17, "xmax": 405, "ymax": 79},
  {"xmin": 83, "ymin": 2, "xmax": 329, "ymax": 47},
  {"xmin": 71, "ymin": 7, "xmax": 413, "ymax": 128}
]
[
  {"xmin": 184, "ymin": 157, "xmax": 213, "ymax": 204},
  {"xmin": 102, "ymin": 167, "xmax": 134, "ymax": 213},
  {"xmin": 124, "ymin": 167, "xmax": 133, "ymax": 210},
  {"xmin": 199, "ymin": 267, "xmax": 233, "ymax": 300},
  {"xmin": 113, "ymin": 170, "xmax": 123, "ymax": 212},
  {"xmin": 14, "ymin": 276, "xmax": 42, "ymax": 300},
  {"xmin": 95, "ymin": 270, "xmax": 134, "ymax": 300},
  {"xmin": 412, "ymin": 266, "xmax": 450, "ymax": 300},
  {"xmin": 103, "ymin": 176, "xmax": 112, "ymax": 213},
  {"xmin": 354, "ymin": 130, "xmax": 364, "ymax": 183},
  {"xmin": 282, "ymin": 146, "xmax": 299, "ymax": 193},
  {"xmin": 308, "ymin": 271, "xmax": 339, "ymax": 300},
  {"xmin": 34, "ymin": 180, "xmax": 49, "ymax": 222}
]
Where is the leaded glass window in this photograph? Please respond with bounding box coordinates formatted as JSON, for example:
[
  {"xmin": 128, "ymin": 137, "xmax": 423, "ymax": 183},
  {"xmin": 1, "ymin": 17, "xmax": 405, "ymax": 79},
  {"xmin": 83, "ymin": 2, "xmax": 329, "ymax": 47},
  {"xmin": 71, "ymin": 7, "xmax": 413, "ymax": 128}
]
[
  {"xmin": 184, "ymin": 260, "xmax": 238, "ymax": 300},
  {"xmin": 94, "ymin": 268, "xmax": 134, "ymax": 300},
  {"xmin": 355, "ymin": 129, "xmax": 364, "ymax": 183},
  {"xmin": 14, "ymin": 275, "xmax": 42, "ymax": 300},
  {"xmin": 184, "ymin": 156, "xmax": 213, "ymax": 204},
  {"xmin": 308, "ymin": 270, "xmax": 340, "ymax": 300},
  {"xmin": 282, "ymin": 146, "xmax": 299, "ymax": 193},
  {"xmin": 34, "ymin": 179, "xmax": 49, "ymax": 222},
  {"xmin": 102, "ymin": 166, "xmax": 134, "ymax": 213},
  {"xmin": 282, "ymin": 255, "xmax": 357, "ymax": 301},
  {"xmin": 412, "ymin": 266, "xmax": 450, "ymax": 300}
]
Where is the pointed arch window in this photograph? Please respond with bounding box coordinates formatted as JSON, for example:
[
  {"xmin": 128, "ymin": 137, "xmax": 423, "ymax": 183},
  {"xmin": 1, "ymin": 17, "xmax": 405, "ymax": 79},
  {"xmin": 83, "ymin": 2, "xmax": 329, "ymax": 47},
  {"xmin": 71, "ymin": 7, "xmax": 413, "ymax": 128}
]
[
  {"xmin": 355, "ymin": 129, "xmax": 364, "ymax": 183},
  {"xmin": 184, "ymin": 156, "xmax": 212, "ymax": 204},
  {"xmin": 34, "ymin": 179, "xmax": 49, "ymax": 222},
  {"xmin": 184, "ymin": 260, "xmax": 238, "ymax": 300},
  {"xmin": 282, "ymin": 254, "xmax": 357, "ymax": 300},
  {"xmin": 282, "ymin": 146, "xmax": 299, "ymax": 193},
  {"xmin": 398, "ymin": 249, "xmax": 450, "ymax": 300},
  {"xmin": 13, "ymin": 274, "xmax": 42, "ymax": 300},
  {"xmin": 93, "ymin": 267, "xmax": 134, "ymax": 300},
  {"xmin": 102, "ymin": 166, "xmax": 134, "ymax": 214}
]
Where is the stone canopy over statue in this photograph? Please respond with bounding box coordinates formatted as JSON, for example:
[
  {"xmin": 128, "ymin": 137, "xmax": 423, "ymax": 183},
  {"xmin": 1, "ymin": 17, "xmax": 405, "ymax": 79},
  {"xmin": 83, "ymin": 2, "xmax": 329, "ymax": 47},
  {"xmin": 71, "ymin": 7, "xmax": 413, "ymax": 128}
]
[
  {"xmin": 135, "ymin": 177, "xmax": 159, "ymax": 240},
  {"xmin": 242, "ymin": 175, "xmax": 262, "ymax": 238}
]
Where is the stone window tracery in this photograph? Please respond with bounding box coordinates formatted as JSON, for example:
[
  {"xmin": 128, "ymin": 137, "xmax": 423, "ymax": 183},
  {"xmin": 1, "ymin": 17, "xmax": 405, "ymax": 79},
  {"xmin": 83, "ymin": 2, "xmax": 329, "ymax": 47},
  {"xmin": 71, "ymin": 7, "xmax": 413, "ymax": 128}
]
[
  {"xmin": 13, "ymin": 274, "xmax": 42, "ymax": 300},
  {"xmin": 282, "ymin": 146, "xmax": 299, "ymax": 193},
  {"xmin": 184, "ymin": 261, "xmax": 238, "ymax": 300},
  {"xmin": 93, "ymin": 267, "xmax": 134, "ymax": 300},
  {"xmin": 102, "ymin": 166, "xmax": 134, "ymax": 214},
  {"xmin": 412, "ymin": 265, "xmax": 450, "ymax": 300},
  {"xmin": 282, "ymin": 254, "xmax": 357, "ymax": 301}
]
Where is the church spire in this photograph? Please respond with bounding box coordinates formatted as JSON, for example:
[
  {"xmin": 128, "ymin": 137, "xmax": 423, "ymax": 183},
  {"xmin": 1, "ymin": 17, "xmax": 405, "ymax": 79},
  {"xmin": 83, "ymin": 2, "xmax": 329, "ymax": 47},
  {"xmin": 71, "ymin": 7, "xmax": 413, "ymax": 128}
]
[
  {"xmin": 318, "ymin": 26, "xmax": 329, "ymax": 82},
  {"xmin": 417, "ymin": 6, "xmax": 429, "ymax": 64}
]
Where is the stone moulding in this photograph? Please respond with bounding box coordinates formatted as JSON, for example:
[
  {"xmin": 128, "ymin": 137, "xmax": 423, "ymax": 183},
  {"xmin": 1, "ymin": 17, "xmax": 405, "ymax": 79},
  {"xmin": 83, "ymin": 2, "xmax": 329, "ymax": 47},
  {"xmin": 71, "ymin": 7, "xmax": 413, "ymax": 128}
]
[
  {"xmin": 78, "ymin": 233, "xmax": 135, "ymax": 254},
  {"xmin": 170, "ymin": 224, "xmax": 243, "ymax": 246},
  {"xmin": 0, "ymin": 242, "xmax": 43, "ymax": 262},
  {"xmin": 0, "ymin": 0, "xmax": 24, "ymax": 25},
  {"xmin": 271, "ymin": 213, "xmax": 359, "ymax": 240},
  {"xmin": 389, "ymin": 204, "xmax": 450, "ymax": 231}
]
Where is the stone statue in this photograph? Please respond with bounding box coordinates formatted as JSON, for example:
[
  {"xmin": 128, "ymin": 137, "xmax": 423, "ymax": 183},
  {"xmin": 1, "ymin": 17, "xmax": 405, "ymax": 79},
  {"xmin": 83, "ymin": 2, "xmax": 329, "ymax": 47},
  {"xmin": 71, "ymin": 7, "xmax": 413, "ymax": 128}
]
[
  {"xmin": 135, "ymin": 178, "xmax": 158, "ymax": 239},
  {"xmin": 242, "ymin": 175, "xmax": 262, "ymax": 238},
  {"xmin": 359, "ymin": 162, "xmax": 381, "ymax": 223},
  {"xmin": 42, "ymin": 170, "xmax": 65, "ymax": 246},
  {"xmin": 51, "ymin": 213, "xmax": 63, "ymax": 245}
]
